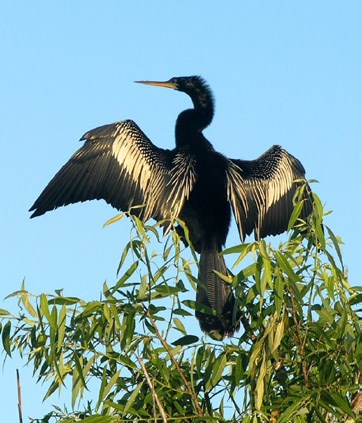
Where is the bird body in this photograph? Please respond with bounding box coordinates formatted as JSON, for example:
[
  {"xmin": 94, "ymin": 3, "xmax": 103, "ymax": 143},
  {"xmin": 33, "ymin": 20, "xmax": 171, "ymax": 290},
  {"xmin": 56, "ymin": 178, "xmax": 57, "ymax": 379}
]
[{"xmin": 30, "ymin": 76, "xmax": 312, "ymax": 338}]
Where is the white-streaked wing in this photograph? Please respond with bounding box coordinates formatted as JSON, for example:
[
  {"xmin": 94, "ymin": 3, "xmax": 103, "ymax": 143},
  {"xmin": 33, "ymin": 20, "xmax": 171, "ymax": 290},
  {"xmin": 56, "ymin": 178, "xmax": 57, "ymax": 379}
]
[
  {"xmin": 29, "ymin": 119, "xmax": 196, "ymax": 221},
  {"xmin": 226, "ymin": 145, "xmax": 312, "ymax": 241},
  {"xmin": 165, "ymin": 151, "xmax": 196, "ymax": 219}
]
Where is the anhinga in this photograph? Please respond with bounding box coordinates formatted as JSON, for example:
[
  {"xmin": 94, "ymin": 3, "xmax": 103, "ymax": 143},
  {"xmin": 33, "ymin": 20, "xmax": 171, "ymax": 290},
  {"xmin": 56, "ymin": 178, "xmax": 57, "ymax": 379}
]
[{"xmin": 30, "ymin": 76, "xmax": 312, "ymax": 339}]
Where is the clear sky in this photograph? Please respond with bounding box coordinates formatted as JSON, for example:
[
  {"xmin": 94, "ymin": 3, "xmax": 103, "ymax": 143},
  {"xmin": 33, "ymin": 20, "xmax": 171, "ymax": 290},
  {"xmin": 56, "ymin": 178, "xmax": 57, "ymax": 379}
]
[{"xmin": 1, "ymin": 2, "xmax": 361, "ymax": 421}]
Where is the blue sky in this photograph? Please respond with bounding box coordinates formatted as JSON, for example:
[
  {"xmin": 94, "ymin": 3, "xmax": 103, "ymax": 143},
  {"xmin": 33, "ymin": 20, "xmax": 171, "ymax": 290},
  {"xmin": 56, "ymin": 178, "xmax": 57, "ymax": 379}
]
[{"xmin": 1, "ymin": 2, "xmax": 361, "ymax": 420}]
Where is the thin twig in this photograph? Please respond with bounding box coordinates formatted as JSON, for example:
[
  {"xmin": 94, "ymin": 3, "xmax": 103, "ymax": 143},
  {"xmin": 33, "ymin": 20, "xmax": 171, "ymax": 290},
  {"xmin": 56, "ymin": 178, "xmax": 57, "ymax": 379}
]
[
  {"xmin": 16, "ymin": 369, "xmax": 23, "ymax": 423},
  {"xmin": 290, "ymin": 295, "xmax": 309, "ymax": 386},
  {"xmin": 138, "ymin": 356, "xmax": 168, "ymax": 423},
  {"xmin": 147, "ymin": 309, "xmax": 204, "ymax": 416}
]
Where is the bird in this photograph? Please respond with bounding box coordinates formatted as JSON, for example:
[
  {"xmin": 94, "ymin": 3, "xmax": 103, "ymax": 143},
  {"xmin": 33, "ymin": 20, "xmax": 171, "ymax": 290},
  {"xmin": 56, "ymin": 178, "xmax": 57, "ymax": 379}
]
[{"xmin": 29, "ymin": 76, "xmax": 312, "ymax": 339}]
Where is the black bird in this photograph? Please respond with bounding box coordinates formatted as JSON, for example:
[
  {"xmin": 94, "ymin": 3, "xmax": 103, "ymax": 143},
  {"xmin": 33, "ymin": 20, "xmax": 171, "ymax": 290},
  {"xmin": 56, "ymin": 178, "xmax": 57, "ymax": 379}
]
[{"xmin": 29, "ymin": 76, "xmax": 312, "ymax": 339}]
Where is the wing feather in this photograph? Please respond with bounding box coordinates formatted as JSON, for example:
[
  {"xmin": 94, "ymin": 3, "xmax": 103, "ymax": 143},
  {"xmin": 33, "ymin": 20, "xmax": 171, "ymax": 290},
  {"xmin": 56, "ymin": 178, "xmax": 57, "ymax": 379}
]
[
  {"xmin": 226, "ymin": 145, "xmax": 312, "ymax": 241},
  {"xmin": 29, "ymin": 119, "xmax": 196, "ymax": 221}
]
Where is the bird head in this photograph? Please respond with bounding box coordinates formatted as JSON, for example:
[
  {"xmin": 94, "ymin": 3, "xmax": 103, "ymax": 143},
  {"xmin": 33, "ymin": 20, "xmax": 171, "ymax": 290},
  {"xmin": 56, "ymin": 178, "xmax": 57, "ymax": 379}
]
[
  {"xmin": 135, "ymin": 76, "xmax": 215, "ymax": 133},
  {"xmin": 135, "ymin": 76, "xmax": 207, "ymax": 96}
]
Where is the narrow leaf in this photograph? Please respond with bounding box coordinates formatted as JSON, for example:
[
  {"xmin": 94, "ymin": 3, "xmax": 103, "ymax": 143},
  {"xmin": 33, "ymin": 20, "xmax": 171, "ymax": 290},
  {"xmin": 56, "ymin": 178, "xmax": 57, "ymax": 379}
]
[
  {"xmin": 103, "ymin": 212, "xmax": 125, "ymax": 227},
  {"xmin": 2, "ymin": 321, "xmax": 11, "ymax": 356},
  {"xmin": 57, "ymin": 305, "xmax": 66, "ymax": 352},
  {"xmin": 172, "ymin": 335, "xmax": 199, "ymax": 346},
  {"xmin": 123, "ymin": 381, "xmax": 144, "ymax": 414},
  {"xmin": 288, "ymin": 200, "xmax": 304, "ymax": 230},
  {"xmin": 275, "ymin": 252, "xmax": 300, "ymax": 283},
  {"xmin": 112, "ymin": 261, "xmax": 139, "ymax": 294},
  {"xmin": 206, "ymin": 353, "xmax": 227, "ymax": 392},
  {"xmin": 99, "ymin": 370, "xmax": 120, "ymax": 407}
]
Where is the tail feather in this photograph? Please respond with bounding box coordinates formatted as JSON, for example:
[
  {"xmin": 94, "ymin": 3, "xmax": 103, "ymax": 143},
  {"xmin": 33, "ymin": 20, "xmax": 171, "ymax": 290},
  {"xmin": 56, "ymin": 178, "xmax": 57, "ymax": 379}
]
[{"xmin": 196, "ymin": 247, "xmax": 239, "ymax": 339}]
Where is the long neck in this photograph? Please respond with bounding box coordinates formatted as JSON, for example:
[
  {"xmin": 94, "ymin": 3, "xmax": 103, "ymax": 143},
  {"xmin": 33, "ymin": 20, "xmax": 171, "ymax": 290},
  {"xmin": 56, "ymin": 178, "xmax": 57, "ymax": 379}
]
[{"xmin": 175, "ymin": 79, "xmax": 214, "ymax": 148}]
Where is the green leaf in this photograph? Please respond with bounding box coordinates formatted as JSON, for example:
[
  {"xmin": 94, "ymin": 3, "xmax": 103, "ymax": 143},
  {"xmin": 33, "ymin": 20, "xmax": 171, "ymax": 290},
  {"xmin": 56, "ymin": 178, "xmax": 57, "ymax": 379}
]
[
  {"xmin": 133, "ymin": 215, "xmax": 150, "ymax": 242},
  {"xmin": 278, "ymin": 399, "xmax": 307, "ymax": 423},
  {"xmin": 96, "ymin": 366, "xmax": 108, "ymax": 411},
  {"xmin": 206, "ymin": 353, "xmax": 227, "ymax": 392},
  {"xmin": 348, "ymin": 292, "xmax": 362, "ymax": 306},
  {"xmin": 236, "ymin": 262, "xmax": 257, "ymax": 280},
  {"xmin": 77, "ymin": 301, "xmax": 103, "ymax": 319},
  {"xmin": 112, "ymin": 261, "xmax": 139, "ymax": 294},
  {"xmin": 288, "ymin": 200, "xmax": 304, "ymax": 230},
  {"xmin": 117, "ymin": 241, "xmax": 132, "ymax": 273},
  {"xmin": 43, "ymin": 379, "xmax": 61, "ymax": 401},
  {"xmin": 123, "ymin": 381, "xmax": 144, "ymax": 414},
  {"xmin": 79, "ymin": 415, "xmax": 113, "ymax": 423},
  {"xmin": 154, "ymin": 284, "xmax": 183, "ymax": 296},
  {"xmin": 4, "ymin": 289, "xmax": 28, "ymax": 300},
  {"xmin": 103, "ymin": 212, "xmax": 125, "ymax": 227},
  {"xmin": 321, "ymin": 391, "xmax": 354, "ymax": 418},
  {"xmin": 275, "ymin": 252, "xmax": 300, "ymax": 283},
  {"xmin": 315, "ymin": 221, "xmax": 326, "ymax": 250},
  {"xmin": 173, "ymin": 307, "xmax": 192, "ymax": 317},
  {"xmin": 326, "ymin": 226, "xmax": 344, "ymax": 267},
  {"xmin": 183, "ymin": 299, "xmax": 216, "ymax": 317},
  {"xmin": 99, "ymin": 370, "xmax": 120, "ymax": 408},
  {"xmin": 2, "ymin": 321, "xmax": 11, "ymax": 356},
  {"xmin": 57, "ymin": 305, "xmax": 66, "ymax": 352},
  {"xmin": 72, "ymin": 353, "xmax": 87, "ymax": 407},
  {"xmin": 118, "ymin": 354, "xmax": 138, "ymax": 371},
  {"xmin": 312, "ymin": 192, "xmax": 324, "ymax": 218},
  {"xmin": 82, "ymin": 356, "xmax": 96, "ymax": 385},
  {"xmin": 231, "ymin": 354, "xmax": 244, "ymax": 393},
  {"xmin": 224, "ymin": 242, "xmax": 254, "ymax": 268},
  {"xmin": 21, "ymin": 291, "xmax": 38, "ymax": 317},
  {"xmin": 172, "ymin": 335, "xmax": 199, "ymax": 346},
  {"xmin": 173, "ymin": 317, "xmax": 187, "ymax": 334},
  {"xmin": 109, "ymin": 303, "xmax": 122, "ymax": 329},
  {"xmin": 271, "ymin": 316, "xmax": 284, "ymax": 353},
  {"xmin": 255, "ymin": 349, "xmax": 266, "ymax": 411},
  {"xmin": 40, "ymin": 294, "xmax": 54, "ymax": 328},
  {"xmin": 49, "ymin": 296, "xmax": 80, "ymax": 306},
  {"xmin": 274, "ymin": 275, "xmax": 284, "ymax": 315}
]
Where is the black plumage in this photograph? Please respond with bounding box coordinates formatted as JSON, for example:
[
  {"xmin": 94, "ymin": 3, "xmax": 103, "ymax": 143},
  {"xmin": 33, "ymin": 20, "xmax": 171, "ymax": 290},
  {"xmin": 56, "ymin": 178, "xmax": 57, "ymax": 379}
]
[{"xmin": 29, "ymin": 76, "xmax": 312, "ymax": 338}]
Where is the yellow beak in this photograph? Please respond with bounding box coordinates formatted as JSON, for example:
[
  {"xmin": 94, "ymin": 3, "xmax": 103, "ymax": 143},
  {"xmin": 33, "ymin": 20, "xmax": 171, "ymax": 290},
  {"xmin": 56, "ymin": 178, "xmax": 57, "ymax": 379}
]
[{"xmin": 135, "ymin": 80, "xmax": 177, "ymax": 90}]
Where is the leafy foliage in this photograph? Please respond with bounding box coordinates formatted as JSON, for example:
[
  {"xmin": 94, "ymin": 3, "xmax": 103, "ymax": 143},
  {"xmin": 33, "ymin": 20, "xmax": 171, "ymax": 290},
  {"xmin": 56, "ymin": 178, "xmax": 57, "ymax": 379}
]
[{"xmin": 1, "ymin": 193, "xmax": 361, "ymax": 422}]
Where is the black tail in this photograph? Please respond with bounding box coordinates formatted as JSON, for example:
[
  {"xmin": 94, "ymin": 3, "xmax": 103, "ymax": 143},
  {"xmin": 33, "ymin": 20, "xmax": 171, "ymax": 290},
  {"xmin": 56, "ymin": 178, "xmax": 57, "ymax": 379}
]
[{"xmin": 196, "ymin": 247, "xmax": 239, "ymax": 339}]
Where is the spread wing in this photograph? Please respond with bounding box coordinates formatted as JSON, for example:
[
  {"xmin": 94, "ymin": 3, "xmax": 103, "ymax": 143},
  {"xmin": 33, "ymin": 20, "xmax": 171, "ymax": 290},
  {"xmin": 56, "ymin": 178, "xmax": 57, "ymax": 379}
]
[
  {"xmin": 29, "ymin": 119, "xmax": 196, "ymax": 222},
  {"xmin": 226, "ymin": 145, "xmax": 312, "ymax": 241}
]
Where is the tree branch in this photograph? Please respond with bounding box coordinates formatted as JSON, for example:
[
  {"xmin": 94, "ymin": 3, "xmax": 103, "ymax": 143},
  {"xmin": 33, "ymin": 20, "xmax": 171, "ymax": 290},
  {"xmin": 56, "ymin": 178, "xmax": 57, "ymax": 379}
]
[
  {"xmin": 138, "ymin": 356, "xmax": 168, "ymax": 423},
  {"xmin": 147, "ymin": 309, "xmax": 204, "ymax": 416}
]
